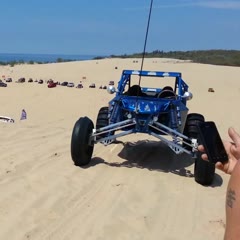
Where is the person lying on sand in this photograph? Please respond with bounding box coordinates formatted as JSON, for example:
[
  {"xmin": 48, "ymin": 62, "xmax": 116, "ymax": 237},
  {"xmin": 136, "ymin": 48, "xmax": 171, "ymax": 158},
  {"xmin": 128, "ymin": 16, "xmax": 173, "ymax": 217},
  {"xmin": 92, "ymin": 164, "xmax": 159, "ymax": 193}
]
[{"xmin": 198, "ymin": 127, "xmax": 240, "ymax": 240}]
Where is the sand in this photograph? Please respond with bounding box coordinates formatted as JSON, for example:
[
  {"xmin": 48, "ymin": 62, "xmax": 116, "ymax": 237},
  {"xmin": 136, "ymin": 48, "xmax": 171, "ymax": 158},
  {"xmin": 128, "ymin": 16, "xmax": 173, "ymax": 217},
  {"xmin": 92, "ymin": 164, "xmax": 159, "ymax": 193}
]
[{"xmin": 0, "ymin": 58, "xmax": 239, "ymax": 240}]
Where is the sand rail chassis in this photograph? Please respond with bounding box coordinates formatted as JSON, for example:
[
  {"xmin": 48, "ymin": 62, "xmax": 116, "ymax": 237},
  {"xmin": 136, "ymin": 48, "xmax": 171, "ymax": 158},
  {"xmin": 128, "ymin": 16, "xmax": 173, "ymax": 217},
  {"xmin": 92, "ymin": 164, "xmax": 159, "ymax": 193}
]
[
  {"xmin": 92, "ymin": 118, "xmax": 198, "ymax": 156},
  {"xmin": 71, "ymin": 69, "xmax": 216, "ymax": 186}
]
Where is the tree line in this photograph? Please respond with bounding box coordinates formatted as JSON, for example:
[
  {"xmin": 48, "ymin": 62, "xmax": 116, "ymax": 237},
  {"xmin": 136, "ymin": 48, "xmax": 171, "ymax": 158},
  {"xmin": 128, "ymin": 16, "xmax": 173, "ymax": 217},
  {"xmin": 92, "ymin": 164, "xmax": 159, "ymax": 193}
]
[
  {"xmin": 104, "ymin": 49, "xmax": 240, "ymax": 67},
  {"xmin": 0, "ymin": 58, "xmax": 75, "ymax": 67},
  {"xmin": 1, "ymin": 50, "xmax": 240, "ymax": 67}
]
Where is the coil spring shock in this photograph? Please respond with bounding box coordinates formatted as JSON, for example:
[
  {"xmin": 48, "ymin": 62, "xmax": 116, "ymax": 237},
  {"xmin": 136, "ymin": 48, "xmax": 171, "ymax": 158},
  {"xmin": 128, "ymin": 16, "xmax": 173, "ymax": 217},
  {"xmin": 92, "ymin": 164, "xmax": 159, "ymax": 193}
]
[{"xmin": 176, "ymin": 105, "xmax": 182, "ymax": 126}]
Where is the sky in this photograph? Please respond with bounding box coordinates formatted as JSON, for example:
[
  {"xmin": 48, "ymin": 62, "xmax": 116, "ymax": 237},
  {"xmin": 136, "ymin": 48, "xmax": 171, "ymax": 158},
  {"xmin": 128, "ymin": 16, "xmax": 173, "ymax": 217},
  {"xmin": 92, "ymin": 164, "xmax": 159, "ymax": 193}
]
[{"xmin": 0, "ymin": 0, "xmax": 240, "ymax": 56}]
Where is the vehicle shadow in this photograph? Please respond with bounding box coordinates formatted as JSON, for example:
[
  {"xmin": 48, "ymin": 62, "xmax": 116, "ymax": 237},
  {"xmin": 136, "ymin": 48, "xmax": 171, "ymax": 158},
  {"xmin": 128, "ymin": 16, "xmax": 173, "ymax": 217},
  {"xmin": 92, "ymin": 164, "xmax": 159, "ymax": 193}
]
[{"xmin": 89, "ymin": 140, "xmax": 223, "ymax": 187}]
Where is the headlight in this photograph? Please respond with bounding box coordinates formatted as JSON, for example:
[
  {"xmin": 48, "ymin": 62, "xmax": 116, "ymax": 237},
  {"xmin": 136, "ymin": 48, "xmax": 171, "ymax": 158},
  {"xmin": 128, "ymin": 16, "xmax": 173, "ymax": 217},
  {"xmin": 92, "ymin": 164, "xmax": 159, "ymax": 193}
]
[
  {"xmin": 107, "ymin": 86, "xmax": 116, "ymax": 94},
  {"xmin": 183, "ymin": 91, "xmax": 193, "ymax": 101}
]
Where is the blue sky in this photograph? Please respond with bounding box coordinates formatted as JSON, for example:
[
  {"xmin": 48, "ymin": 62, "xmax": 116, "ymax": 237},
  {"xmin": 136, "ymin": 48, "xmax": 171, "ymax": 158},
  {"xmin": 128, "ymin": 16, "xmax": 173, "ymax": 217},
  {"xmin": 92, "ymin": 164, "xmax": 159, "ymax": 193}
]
[{"xmin": 0, "ymin": 0, "xmax": 239, "ymax": 55}]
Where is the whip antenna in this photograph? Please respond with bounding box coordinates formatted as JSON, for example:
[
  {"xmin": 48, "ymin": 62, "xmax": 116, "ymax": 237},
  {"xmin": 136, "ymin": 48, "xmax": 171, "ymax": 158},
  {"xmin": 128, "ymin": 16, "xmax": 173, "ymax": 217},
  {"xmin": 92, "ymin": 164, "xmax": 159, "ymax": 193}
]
[{"xmin": 138, "ymin": 0, "xmax": 154, "ymax": 86}]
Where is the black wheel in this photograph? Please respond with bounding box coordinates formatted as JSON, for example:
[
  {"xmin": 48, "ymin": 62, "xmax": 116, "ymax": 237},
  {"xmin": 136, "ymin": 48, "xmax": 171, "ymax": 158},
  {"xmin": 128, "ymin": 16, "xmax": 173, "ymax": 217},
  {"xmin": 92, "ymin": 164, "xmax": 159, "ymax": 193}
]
[
  {"xmin": 186, "ymin": 113, "xmax": 205, "ymax": 122},
  {"xmin": 183, "ymin": 113, "xmax": 205, "ymax": 151},
  {"xmin": 71, "ymin": 116, "xmax": 94, "ymax": 166},
  {"xmin": 96, "ymin": 107, "xmax": 108, "ymax": 128},
  {"xmin": 194, "ymin": 153, "xmax": 215, "ymax": 186},
  {"xmin": 183, "ymin": 113, "xmax": 215, "ymax": 185},
  {"xmin": 96, "ymin": 107, "xmax": 109, "ymax": 139},
  {"xmin": 185, "ymin": 113, "xmax": 205, "ymax": 126},
  {"xmin": 186, "ymin": 113, "xmax": 205, "ymax": 125}
]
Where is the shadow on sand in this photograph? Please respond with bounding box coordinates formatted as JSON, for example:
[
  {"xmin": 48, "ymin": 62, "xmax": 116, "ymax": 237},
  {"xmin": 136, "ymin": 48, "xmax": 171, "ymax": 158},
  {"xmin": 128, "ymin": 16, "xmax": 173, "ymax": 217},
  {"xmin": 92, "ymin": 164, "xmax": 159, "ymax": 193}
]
[{"xmin": 88, "ymin": 140, "xmax": 223, "ymax": 187}]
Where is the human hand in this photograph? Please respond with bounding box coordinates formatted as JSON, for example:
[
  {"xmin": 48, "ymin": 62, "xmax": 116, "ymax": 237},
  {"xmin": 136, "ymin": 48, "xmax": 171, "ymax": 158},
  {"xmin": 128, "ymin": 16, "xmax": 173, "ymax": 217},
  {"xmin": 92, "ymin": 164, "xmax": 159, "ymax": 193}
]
[{"xmin": 198, "ymin": 127, "xmax": 240, "ymax": 175}]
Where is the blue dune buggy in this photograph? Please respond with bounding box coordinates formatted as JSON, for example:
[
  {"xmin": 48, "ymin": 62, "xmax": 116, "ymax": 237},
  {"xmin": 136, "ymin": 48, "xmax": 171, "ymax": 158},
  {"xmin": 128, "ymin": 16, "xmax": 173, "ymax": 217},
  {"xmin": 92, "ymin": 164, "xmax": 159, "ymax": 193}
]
[{"xmin": 71, "ymin": 70, "xmax": 215, "ymax": 186}]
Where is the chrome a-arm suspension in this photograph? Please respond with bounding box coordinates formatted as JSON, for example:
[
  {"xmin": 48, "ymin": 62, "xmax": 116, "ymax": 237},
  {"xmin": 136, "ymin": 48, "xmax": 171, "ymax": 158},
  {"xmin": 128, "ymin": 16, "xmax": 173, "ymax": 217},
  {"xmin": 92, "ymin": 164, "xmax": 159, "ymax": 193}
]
[
  {"xmin": 91, "ymin": 119, "xmax": 136, "ymax": 144},
  {"xmin": 148, "ymin": 121, "xmax": 198, "ymax": 155}
]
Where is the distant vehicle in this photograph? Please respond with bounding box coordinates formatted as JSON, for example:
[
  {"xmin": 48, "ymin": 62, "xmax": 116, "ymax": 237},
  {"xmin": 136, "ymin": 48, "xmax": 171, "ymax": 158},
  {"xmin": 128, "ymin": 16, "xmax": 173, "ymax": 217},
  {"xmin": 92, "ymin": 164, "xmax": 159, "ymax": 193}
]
[
  {"xmin": 48, "ymin": 82, "xmax": 57, "ymax": 88},
  {"xmin": 6, "ymin": 78, "xmax": 12, "ymax": 82},
  {"xmin": 16, "ymin": 77, "xmax": 25, "ymax": 83},
  {"xmin": 109, "ymin": 80, "xmax": 114, "ymax": 85},
  {"xmin": 67, "ymin": 82, "xmax": 75, "ymax": 87},
  {"xmin": 76, "ymin": 83, "xmax": 83, "ymax": 88},
  {"xmin": 38, "ymin": 79, "xmax": 43, "ymax": 84},
  {"xmin": 47, "ymin": 79, "xmax": 54, "ymax": 84},
  {"xmin": 61, "ymin": 81, "xmax": 68, "ymax": 86},
  {"xmin": 0, "ymin": 116, "xmax": 14, "ymax": 123},
  {"xmin": 0, "ymin": 82, "xmax": 7, "ymax": 87},
  {"xmin": 28, "ymin": 78, "xmax": 33, "ymax": 83},
  {"xmin": 89, "ymin": 83, "xmax": 96, "ymax": 88},
  {"xmin": 99, "ymin": 85, "xmax": 107, "ymax": 89}
]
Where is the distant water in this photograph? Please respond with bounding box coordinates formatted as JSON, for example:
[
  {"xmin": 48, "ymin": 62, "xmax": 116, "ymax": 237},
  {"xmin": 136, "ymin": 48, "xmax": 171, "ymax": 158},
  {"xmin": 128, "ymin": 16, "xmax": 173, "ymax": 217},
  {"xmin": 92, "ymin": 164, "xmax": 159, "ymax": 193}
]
[{"xmin": 0, "ymin": 53, "xmax": 99, "ymax": 63}]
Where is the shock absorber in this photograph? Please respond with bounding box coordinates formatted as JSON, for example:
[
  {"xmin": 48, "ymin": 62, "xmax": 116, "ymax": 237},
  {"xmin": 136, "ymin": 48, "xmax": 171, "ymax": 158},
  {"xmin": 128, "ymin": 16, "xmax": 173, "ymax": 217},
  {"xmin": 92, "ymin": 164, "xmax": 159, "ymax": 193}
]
[
  {"xmin": 110, "ymin": 101, "xmax": 119, "ymax": 124},
  {"xmin": 176, "ymin": 105, "xmax": 182, "ymax": 126},
  {"xmin": 169, "ymin": 103, "xmax": 178, "ymax": 129}
]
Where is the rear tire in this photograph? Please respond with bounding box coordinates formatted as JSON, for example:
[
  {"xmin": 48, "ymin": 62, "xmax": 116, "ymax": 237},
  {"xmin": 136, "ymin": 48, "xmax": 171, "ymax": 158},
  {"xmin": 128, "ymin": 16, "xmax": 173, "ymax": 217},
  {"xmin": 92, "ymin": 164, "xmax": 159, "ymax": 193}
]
[
  {"xmin": 96, "ymin": 107, "xmax": 116, "ymax": 143},
  {"xmin": 71, "ymin": 117, "xmax": 94, "ymax": 166},
  {"xmin": 96, "ymin": 107, "xmax": 109, "ymax": 139}
]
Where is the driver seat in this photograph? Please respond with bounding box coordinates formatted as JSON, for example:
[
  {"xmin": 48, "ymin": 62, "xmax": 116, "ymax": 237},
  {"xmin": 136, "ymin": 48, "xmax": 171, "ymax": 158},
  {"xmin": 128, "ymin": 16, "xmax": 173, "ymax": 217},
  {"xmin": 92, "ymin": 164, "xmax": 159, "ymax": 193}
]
[
  {"xmin": 127, "ymin": 85, "xmax": 147, "ymax": 97},
  {"xmin": 157, "ymin": 86, "xmax": 176, "ymax": 99}
]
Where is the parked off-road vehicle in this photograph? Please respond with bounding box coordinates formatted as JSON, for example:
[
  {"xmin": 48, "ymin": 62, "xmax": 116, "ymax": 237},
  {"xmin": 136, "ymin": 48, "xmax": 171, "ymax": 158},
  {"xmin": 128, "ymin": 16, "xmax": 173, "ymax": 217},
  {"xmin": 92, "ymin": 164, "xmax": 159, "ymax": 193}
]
[
  {"xmin": 67, "ymin": 82, "xmax": 75, "ymax": 87},
  {"xmin": 6, "ymin": 78, "xmax": 12, "ymax": 82},
  {"xmin": 61, "ymin": 81, "xmax": 68, "ymax": 86},
  {"xmin": 99, "ymin": 85, "xmax": 107, "ymax": 89},
  {"xmin": 0, "ymin": 82, "xmax": 7, "ymax": 87},
  {"xmin": 71, "ymin": 70, "xmax": 215, "ymax": 186},
  {"xmin": 16, "ymin": 77, "xmax": 25, "ymax": 83},
  {"xmin": 76, "ymin": 83, "xmax": 83, "ymax": 89},
  {"xmin": 89, "ymin": 83, "xmax": 96, "ymax": 88}
]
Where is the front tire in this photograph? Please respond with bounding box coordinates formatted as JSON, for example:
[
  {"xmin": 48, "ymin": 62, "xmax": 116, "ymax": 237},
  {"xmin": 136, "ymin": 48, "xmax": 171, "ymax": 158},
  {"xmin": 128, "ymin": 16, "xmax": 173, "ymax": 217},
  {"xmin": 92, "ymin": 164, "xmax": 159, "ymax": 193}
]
[
  {"xmin": 184, "ymin": 113, "xmax": 215, "ymax": 186},
  {"xmin": 71, "ymin": 116, "xmax": 94, "ymax": 166},
  {"xmin": 183, "ymin": 113, "xmax": 205, "ymax": 151},
  {"xmin": 194, "ymin": 154, "xmax": 215, "ymax": 186}
]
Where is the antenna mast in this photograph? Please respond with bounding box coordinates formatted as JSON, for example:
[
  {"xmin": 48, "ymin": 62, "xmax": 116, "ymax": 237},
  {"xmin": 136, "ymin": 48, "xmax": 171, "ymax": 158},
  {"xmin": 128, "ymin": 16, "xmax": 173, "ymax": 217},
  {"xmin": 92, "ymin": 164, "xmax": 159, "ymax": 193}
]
[{"xmin": 138, "ymin": 0, "xmax": 154, "ymax": 86}]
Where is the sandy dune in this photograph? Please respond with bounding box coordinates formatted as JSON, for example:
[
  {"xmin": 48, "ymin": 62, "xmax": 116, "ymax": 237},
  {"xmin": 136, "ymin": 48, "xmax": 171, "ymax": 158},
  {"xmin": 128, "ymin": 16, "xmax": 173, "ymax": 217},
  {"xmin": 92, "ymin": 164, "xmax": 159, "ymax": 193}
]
[{"xmin": 0, "ymin": 58, "xmax": 240, "ymax": 239}]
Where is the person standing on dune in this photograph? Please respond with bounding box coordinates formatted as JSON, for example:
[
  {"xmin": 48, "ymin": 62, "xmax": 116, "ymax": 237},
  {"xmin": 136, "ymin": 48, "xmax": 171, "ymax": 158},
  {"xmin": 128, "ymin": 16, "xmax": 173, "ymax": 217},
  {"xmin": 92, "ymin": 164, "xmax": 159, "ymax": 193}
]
[{"xmin": 20, "ymin": 109, "xmax": 27, "ymax": 120}]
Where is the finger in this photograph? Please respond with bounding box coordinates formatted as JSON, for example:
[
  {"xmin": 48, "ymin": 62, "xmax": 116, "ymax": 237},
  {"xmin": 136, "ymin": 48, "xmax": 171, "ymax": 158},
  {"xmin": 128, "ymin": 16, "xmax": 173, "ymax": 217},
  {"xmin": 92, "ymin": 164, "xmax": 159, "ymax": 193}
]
[
  {"xmin": 198, "ymin": 145, "xmax": 205, "ymax": 152},
  {"xmin": 228, "ymin": 127, "xmax": 240, "ymax": 147},
  {"xmin": 201, "ymin": 153, "xmax": 208, "ymax": 161},
  {"xmin": 215, "ymin": 162, "xmax": 224, "ymax": 171}
]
